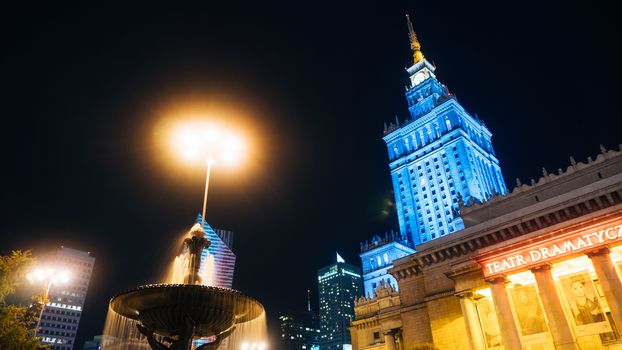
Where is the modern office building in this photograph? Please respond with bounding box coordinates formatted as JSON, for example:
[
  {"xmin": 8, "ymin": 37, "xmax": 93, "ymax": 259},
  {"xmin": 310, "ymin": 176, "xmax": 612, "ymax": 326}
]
[
  {"xmin": 359, "ymin": 231, "xmax": 415, "ymax": 297},
  {"xmin": 196, "ymin": 215, "xmax": 236, "ymax": 288},
  {"xmin": 383, "ymin": 14, "xmax": 507, "ymax": 246},
  {"xmin": 38, "ymin": 247, "xmax": 95, "ymax": 350},
  {"xmin": 318, "ymin": 253, "xmax": 362, "ymax": 350},
  {"xmin": 280, "ymin": 294, "xmax": 321, "ymax": 350}
]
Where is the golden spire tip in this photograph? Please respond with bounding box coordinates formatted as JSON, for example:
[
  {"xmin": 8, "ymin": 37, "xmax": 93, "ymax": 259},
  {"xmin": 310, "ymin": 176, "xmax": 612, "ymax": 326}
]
[{"xmin": 405, "ymin": 13, "xmax": 424, "ymax": 64}]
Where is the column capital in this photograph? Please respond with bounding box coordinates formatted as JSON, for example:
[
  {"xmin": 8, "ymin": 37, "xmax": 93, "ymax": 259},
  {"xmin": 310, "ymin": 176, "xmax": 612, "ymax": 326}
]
[
  {"xmin": 530, "ymin": 262, "xmax": 553, "ymax": 272},
  {"xmin": 586, "ymin": 246, "xmax": 611, "ymax": 258},
  {"xmin": 455, "ymin": 290, "xmax": 474, "ymax": 299},
  {"xmin": 485, "ymin": 275, "xmax": 508, "ymax": 284},
  {"xmin": 382, "ymin": 329, "xmax": 397, "ymax": 336}
]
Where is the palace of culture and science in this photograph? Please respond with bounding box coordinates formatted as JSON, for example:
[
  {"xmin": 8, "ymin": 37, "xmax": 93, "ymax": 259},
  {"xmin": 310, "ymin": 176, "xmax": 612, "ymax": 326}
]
[
  {"xmin": 354, "ymin": 13, "xmax": 622, "ymax": 350},
  {"xmin": 360, "ymin": 15, "xmax": 507, "ymax": 298}
]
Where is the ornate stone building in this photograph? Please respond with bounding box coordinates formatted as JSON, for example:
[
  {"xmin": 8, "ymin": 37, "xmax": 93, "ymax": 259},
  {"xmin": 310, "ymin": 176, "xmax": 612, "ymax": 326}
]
[
  {"xmin": 352, "ymin": 146, "xmax": 622, "ymax": 350},
  {"xmin": 360, "ymin": 12, "xmax": 507, "ymax": 299},
  {"xmin": 352, "ymin": 281, "xmax": 403, "ymax": 350},
  {"xmin": 360, "ymin": 231, "xmax": 416, "ymax": 297}
]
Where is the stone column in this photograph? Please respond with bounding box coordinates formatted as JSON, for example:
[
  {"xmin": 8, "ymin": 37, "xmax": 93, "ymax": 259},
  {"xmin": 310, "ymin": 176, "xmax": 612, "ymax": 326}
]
[
  {"xmin": 531, "ymin": 264, "xmax": 578, "ymax": 350},
  {"xmin": 395, "ymin": 329, "xmax": 404, "ymax": 350},
  {"xmin": 383, "ymin": 330, "xmax": 397, "ymax": 350},
  {"xmin": 457, "ymin": 291, "xmax": 486, "ymax": 350},
  {"xmin": 488, "ymin": 277, "xmax": 522, "ymax": 350},
  {"xmin": 587, "ymin": 247, "xmax": 622, "ymax": 333},
  {"xmin": 350, "ymin": 326, "xmax": 359, "ymax": 350}
]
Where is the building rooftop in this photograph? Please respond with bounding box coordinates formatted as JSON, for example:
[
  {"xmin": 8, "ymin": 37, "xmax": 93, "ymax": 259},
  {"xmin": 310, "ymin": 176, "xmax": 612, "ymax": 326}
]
[
  {"xmin": 459, "ymin": 144, "xmax": 622, "ymax": 225},
  {"xmin": 360, "ymin": 230, "xmax": 413, "ymax": 253}
]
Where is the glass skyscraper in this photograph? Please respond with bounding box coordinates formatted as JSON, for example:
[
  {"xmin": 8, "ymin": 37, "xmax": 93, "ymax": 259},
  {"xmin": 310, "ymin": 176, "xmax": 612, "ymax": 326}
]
[
  {"xmin": 318, "ymin": 254, "xmax": 362, "ymax": 350},
  {"xmin": 196, "ymin": 215, "xmax": 236, "ymax": 288},
  {"xmin": 38, "ymin": 247, "xmax": 95, "ymax": 350}
]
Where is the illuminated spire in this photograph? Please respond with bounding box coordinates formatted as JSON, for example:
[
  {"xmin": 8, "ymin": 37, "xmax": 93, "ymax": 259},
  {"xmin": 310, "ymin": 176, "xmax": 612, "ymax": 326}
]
[
  {"xmin": 406, "ymin": 13, "xmax": 424, "ymax": 64},
  {"xmin": 307, "ymin": 289, "xmax": 311, "ymax": 312}
]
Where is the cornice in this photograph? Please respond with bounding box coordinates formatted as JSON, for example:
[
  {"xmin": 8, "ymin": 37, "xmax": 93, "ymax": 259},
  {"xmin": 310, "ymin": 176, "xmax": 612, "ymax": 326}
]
[{"xmin": 461, "ymin": 146, "xmax": 622, "ymax": 216}]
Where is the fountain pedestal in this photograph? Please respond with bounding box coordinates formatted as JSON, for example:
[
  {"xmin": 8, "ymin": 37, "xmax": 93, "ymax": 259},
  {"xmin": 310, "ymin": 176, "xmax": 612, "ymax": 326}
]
[{"xmin": 108, "ymin": 224, "xmax": 264, "ymax": 349}]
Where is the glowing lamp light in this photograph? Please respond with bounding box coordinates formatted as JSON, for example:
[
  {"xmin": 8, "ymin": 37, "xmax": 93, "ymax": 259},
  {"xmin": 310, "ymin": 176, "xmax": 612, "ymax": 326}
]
[
  {"xmin": 26, "ymin": 267, "xmax": 71, "ymax": 286},
  {"xmin": 168, "ymin": 120, "xmax": 249, "ymax": 228},
  {"xmin": 172, "ymin": 127, "xmax": 204, "ymax": 162},
  {"xmin": 28, "ymin": 268, "xmax": 46, "ymax": 281},
  {"xmin": 170, "ymin": 122, "xmax": 247, "ymax": 168},
  {"xmin": 26, "ymin": 265, "xmax": 72, "ymax": 335}
]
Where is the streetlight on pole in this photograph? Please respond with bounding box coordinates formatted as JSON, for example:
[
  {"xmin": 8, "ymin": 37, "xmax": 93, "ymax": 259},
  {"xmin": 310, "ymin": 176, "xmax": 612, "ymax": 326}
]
[
  {"xmin": 26, "ymin": 267, "xmax": 71, "ymax": 334},
  {"xmin": 201, "ymin": 157, "xmax": 214, "ymax": 229},
  {"xmin": 171, "ymin": 122, "xmax": 246, "ymax": 229}
]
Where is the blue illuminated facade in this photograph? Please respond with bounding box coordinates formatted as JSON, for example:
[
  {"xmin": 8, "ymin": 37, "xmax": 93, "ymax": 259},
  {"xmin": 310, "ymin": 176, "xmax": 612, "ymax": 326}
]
[
  {"xmin": 383, "ymin": 17, "xmax": 507, "ymax": 246},
  {"xmin": 359, "ymin": 231, "xmax": 415, "ymax": 297},
  {"xmin": 359, "ymin": 17, "xmax": 507, "ymax": 297},
  {"xmin": 196, "ymin": 215, "xmax": 236, "ymax": 288}
]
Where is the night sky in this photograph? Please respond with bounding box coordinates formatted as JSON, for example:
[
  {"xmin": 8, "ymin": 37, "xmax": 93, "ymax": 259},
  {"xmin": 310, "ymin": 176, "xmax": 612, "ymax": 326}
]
[{"xmin": 1, "ymin": 1, "xmax": 620, "ymax": 347}]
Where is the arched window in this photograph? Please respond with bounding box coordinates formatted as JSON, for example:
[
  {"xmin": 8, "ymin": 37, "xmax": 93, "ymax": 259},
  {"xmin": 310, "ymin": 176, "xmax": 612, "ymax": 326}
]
[
  {"xmin": 383, "ymin": 253, "xmax": 389, "ymax": 264},
  {"xmin": 445, "ymin": 117, "xmax": 451, "ymax": 130}
]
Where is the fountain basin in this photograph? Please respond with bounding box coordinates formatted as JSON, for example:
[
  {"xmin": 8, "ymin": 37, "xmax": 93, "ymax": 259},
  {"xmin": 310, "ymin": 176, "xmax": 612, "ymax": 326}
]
[{"xmin": 110, "ymin": 284, "xmax": 264, "ymax": 338}]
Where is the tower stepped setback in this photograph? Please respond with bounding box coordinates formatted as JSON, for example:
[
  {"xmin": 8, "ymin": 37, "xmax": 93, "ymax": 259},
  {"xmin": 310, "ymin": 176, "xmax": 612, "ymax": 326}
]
[
  {"xmin": 383, "ymin": 14, "xmax": 507, "ymax": 246},
  {"xmin": 360, "ymin": 14, "xmax": 507, "ymax": 298}
]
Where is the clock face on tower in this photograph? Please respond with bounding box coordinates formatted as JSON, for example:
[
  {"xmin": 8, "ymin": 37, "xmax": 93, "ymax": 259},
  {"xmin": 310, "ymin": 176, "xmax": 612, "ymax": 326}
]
[{"xmin": 414, "ymin": 72, "xmax": 426, "ymax": 85}]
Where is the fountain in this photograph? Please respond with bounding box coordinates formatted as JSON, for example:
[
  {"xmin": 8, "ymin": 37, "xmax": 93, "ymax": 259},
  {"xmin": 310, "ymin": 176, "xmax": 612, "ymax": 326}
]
[
  {"xmin": 105, "ymin": 224, "xmax": 265, "ymax": 350},
  {"xmin": 104, "ymin": 224, "xmax": 264, "ymax": 350},
  {"xmin": 103, "ymin": 121, "xmax": 264, "ymax": 349}
]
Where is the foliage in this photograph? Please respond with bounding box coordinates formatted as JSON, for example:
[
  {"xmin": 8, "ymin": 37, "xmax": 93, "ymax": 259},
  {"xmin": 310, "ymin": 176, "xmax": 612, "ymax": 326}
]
[
  {"xmin": 0, "ymin": 301, "xmax": 46, "ymax": 349},
  {"xmin": 411, "ymin": 343, "xmax": 438, "ymax": 350},
  {"xmin": 0, "ymin": 250, "xmax": 49, "ymax": 349},
  {"xmin": 0, "ymin": 250, "xmax": 34, "ymax": 303}
]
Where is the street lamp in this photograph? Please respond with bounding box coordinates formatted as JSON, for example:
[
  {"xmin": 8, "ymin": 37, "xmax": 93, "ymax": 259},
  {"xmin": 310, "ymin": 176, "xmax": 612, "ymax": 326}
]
[
  {"xmin": 26, "ymin": 267, "xmax": 71, "ymax": 332},
  {"xmin": 171, "ymin": 121, "xmax": 246, "ymax": 228}
]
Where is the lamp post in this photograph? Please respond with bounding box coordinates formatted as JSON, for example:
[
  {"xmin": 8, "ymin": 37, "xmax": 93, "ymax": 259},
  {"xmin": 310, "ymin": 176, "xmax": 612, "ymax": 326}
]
[
  {"xmin": 171, "ymin": 122, "xmax": 246, "ymax": 229},
  {"xmin": 27, "ymin": 268, "xmax": 70, "ymax": 334},
  {"xmin": 201, "ymin": 157, "xmax": 214, "ymax": 229}
]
